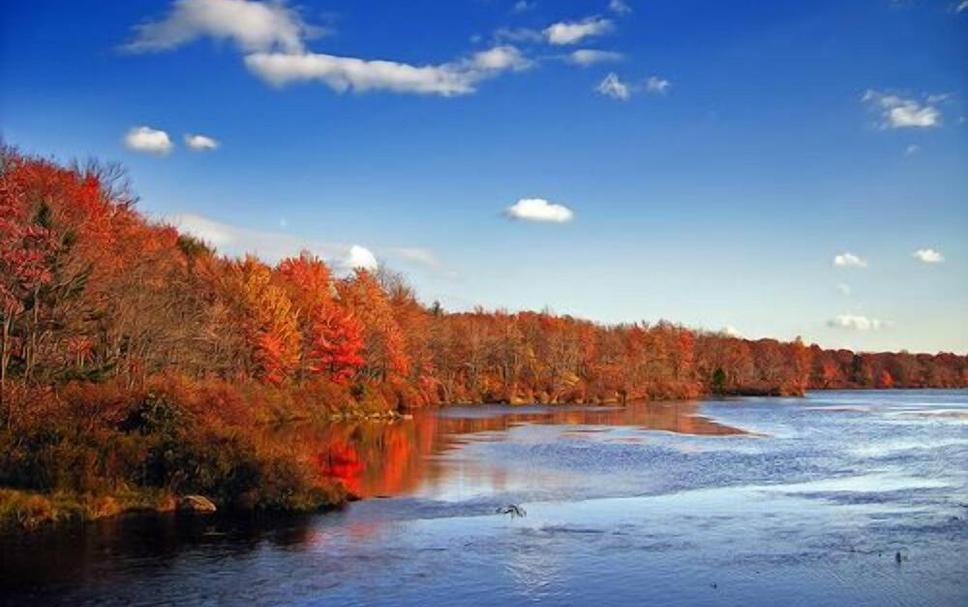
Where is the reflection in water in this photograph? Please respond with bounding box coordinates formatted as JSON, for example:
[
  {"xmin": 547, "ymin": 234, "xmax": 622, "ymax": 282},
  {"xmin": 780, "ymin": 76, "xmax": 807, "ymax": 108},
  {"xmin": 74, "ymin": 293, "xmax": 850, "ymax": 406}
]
[
  {"xmin": 308, "ymin": 401, "xmax": 743, "ymax": 498},
  {"xmin": 8, "ymin": 392, "xmax": 965, "ymax": 607}
]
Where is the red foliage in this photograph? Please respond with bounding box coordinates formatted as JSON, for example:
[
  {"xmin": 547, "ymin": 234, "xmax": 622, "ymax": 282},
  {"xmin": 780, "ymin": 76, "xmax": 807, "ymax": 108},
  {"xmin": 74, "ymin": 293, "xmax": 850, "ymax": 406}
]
[{"xmin": 276, "ymin": 253, "xmax": 364, "ymax": 383}]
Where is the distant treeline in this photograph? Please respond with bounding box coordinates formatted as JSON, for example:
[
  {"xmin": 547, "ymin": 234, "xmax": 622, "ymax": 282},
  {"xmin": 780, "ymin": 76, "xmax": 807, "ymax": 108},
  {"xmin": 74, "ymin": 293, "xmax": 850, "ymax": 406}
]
[{"xmin": 2, "ymin": 147, "xmax": 966, "ymax": 408}]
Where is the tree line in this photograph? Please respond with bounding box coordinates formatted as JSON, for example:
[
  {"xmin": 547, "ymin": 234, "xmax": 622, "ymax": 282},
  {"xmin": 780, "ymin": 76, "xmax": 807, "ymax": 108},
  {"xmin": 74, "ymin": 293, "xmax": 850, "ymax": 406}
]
[{"xmin": 2, "ymin": 147, "xmax": 966, "ymax": 412}]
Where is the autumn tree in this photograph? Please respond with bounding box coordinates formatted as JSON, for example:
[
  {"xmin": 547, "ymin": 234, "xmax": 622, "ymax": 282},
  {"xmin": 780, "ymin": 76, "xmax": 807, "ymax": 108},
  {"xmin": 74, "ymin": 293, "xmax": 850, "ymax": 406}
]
[
  {"xmin": 0, "ymin": 150, "xmax": 58, "ymax": 388},
  {"xmin": 337, "ymin": 269, "xmax": 409, "ymax": 381},
  {"xmin": 276, "ymin": 252, "xmax": 364, "ymax": 383},
  {"xmin": 218, "ymin": 256, "xmax": 300, "ymax": 384}
]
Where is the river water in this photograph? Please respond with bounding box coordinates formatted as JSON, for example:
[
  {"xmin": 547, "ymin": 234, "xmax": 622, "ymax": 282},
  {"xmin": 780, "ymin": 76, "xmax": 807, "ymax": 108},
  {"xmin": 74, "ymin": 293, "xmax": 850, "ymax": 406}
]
[{"xmin": 2, "ymin": 390, "xmax": 966, "ymax": 606}]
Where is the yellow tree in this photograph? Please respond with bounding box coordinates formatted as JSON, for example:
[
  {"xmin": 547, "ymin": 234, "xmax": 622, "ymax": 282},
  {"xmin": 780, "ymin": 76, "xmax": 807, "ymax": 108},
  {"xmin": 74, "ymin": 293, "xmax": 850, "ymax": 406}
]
[{"xmin": 220, "ymin": 256, "xmax": 300, "ymax": 384}]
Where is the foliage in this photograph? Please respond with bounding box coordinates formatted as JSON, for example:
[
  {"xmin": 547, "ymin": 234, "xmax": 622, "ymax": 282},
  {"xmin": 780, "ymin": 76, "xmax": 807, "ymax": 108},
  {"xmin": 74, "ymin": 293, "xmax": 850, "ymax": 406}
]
[{"xmin": 0, "ymin": 147, "xmax": 966, "ymax": 529}]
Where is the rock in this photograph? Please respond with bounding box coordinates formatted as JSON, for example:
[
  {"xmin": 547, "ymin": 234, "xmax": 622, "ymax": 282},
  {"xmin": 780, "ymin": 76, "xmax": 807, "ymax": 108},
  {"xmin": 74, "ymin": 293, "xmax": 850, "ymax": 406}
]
[{"xmin": 177, "ymin": 495, "xmax": 217, "ymax": 514}]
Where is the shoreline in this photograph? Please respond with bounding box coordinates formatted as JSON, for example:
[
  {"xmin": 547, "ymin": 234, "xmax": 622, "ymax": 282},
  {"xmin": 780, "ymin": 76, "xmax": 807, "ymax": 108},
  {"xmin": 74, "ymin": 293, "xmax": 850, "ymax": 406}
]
[
  {"xmin": 4, "ymin": 387, "xmax": 964, "ymax": 534},
  {"xmin": 0, "ymin": 486, "xmax": 353, "ymax": 535}
]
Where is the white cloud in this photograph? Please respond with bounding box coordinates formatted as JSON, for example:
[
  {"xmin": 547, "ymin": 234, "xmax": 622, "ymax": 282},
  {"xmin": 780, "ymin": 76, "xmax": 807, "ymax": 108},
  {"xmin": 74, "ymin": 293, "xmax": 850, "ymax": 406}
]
[
  {"xmin": 596, "ymin": 72, "xmax": 630, "ymax": 100},
  {"xmin": 470, "ymin": 45, "xmax": 532, "ymax": 71},
  {"xmin": 505, "ymin": 198, "xmax": 574, "ymax": 223},
  {"xmin": 244, "ymin": 45, "xmax": 529, "ymax": 96},
  {"xmin": 512, "ymin": 1, "xmax": 536, "ymax": 13},
  {"xmin": 905, "ymin": 144, "xmax": 920, "ymax": 156},
  {"xmin": 833, "ymin": 252, "xmax": 868, "ymax": 268},
  {"xmin": 544, "ymin": 17, "xmax": 613, "ymax": 45},
  {"xmin": 124, "ymin": 126, "xmax": 174, "ymax": 155},
  {"xmin": 723, "ymin": 325, "xmax": 743, "ymax": 338},
  {"xmin": 347, "ymin": 245, "xmax": 378, "ymax": 270},
  {"xmin": 862, "ymin": 89, "xmax": 942, "ymax": 129},
  {"xmin": 913, "ymin": 248, "xmax": 944, "ymax": 263},
  {"xmin": 568, "ymin": 49, "xmax": 623, "ymax": 66},
  {"xmin": 645, "ymin": 75, "xmax": 671, "ymax": 94},
  {"xmin": 245, "ymin": 53, "xmax": 471, "ymax": 95},
  {"xmin": 609, "ymin": 0, "xmax": 632, "ymax": 15},
  {"xmin": 836, "ymin": 283, "xmax": 852, "ymax": 296},
  {"xmin": 124, "ymin": 0, "xmax": 314, "ymax": 54},
  {"xmin": 595, "ymin": 73, "xmax": 671, "ymax": 99},
  {"xmin": 827, "ymin": 314, "xmax": 891, "ymax": 331},
  {"xmin": 184, "ymin": 133, "xmax": 219, "ymax": 151}
]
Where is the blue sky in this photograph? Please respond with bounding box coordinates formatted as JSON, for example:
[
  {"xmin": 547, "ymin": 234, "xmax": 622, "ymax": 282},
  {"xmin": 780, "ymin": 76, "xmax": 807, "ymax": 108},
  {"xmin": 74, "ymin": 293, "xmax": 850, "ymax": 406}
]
[{"xmin": 2, "ymin": 0, "xmax": 966, "ymax": 353}]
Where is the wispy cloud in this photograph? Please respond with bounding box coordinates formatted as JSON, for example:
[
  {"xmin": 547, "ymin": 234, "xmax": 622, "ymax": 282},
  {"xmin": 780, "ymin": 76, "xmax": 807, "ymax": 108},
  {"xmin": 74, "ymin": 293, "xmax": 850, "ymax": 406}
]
[
  {"xmin": 388, "ymin": 247, "xmax": 459, "ymax": 278},
  {"xmin": 913, "ymin": 248, "xmax": 944, "ymax": 263},
  {"xmin": 568, "ymin": 49, "xmax": 623, "ymax": 67},
  {"xmin": 171, "ymin": 212, "xmax": 343, "ymax": 261},
  {"xmin": 645, "ymin": 75, "xmax": 671, "ymax": 94},
  {"xmin": 862, "ymin": 89, "xmax": 942, "ymax": 129},
  {"xmin": 544, "ymin": 17, "xmax": 613, "ymax": 45},
  {"xmin": 512, "ymin": 1, "xmax": 536, "ymax": 13},
  {"xmin": 609, "ymin": 0, "xmax": 633, "ymax": 15},
  {"xmin": 596, "ymin": 73, "xmax": 671, "ymax": 99},
  {"xmin": 124, "ymin": 0, "xmax": 316, "ymax": 54},
  {"xmin": 244, "ymin": 45, "xmax": 530, "ymax": 95},
  {"xmin": 827, "ymin": 314, "xmax": 891, "ymax": 331},
  {"xmin": 836, "ymin": 283, "xmax": 852, "ymax": 296},
  {"xmin": 596, "ymin": 72, "xmax": 630, "ymax": 100},
  {"xmin": 184, "ymin": 133, "xmax": 219, "ymax": 151},
  {"xmin": 168, "ymin": 213, "xmax": 445, "ymax": 274},
  {"xmin": 124, "ymin": 126, "xmax": 174, "ymax": 155},
  {"xmin": 833, "ymin": 252, "xmax": 868, "ymax": 268},
  {"xmin": 505, "ymin": 198, "xmax": 574, "ymax": 223},
  {"xmin": 126, "ymin": 1, "xmax": 530, "ymax": 97},
  {"xmin": 493, "ymin": 27, "xmax": 545, "ymax": 44}
]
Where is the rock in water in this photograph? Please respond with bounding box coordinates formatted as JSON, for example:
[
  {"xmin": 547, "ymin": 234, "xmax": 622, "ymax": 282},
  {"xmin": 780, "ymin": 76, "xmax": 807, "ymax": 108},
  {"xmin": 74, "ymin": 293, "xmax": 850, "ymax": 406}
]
[
  {"xmin": 178, "ymin": 495, "xmax": 217, "ymax": 514},
  {"xmin": 496, "ymin": 504, "xmax": 527, "ymax": 518}
]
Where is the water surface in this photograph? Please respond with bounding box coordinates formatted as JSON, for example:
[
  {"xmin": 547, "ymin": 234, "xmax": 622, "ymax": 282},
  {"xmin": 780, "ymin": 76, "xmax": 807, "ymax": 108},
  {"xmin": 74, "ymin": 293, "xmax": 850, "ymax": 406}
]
[{"xmin": 2, "ymin": 391, "xmax": 966, "ymax": 606}]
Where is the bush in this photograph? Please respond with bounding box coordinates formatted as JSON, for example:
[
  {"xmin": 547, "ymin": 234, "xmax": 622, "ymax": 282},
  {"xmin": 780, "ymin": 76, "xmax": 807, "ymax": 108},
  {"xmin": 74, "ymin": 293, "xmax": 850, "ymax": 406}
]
[{"xmin": 0, "ymin": 376, "xmax": 351, "ymax": 529}]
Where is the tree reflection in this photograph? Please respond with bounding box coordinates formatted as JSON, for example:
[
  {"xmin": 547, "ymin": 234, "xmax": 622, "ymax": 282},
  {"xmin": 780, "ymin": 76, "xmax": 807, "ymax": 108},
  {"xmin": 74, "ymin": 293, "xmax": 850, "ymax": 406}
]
[{"xmin": 306, "ymin": 402, "xmax": 744, "ymax": 498}]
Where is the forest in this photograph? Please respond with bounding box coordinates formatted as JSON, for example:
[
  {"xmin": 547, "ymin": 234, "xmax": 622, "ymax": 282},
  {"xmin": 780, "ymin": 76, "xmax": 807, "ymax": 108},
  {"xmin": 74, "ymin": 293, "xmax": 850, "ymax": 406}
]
[{"xmin": 2, "ymin": 147, "xmax": 966, "ymax": 529}]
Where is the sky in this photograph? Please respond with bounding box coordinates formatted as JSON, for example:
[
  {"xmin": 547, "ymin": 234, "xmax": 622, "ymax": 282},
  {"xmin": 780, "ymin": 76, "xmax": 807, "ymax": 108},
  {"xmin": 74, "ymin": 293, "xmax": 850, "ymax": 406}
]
[{"xmin": 1, "ymin": 0, "xmax": 966, "ymax": 354}]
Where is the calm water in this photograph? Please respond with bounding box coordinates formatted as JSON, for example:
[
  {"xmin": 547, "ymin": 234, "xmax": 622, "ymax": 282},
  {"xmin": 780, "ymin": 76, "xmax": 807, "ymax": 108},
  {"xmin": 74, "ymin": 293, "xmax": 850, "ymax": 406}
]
[{"xmin": 2, "ymin": 390, "xmax": 967, "ymax": 606}]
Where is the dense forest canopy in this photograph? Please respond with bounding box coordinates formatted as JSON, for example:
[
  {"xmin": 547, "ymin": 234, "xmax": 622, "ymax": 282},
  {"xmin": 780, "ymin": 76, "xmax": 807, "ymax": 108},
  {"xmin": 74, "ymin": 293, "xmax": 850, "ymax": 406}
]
[{"xmin": 2, "ymin": 147, "xmax": 966, "ymax": 409}]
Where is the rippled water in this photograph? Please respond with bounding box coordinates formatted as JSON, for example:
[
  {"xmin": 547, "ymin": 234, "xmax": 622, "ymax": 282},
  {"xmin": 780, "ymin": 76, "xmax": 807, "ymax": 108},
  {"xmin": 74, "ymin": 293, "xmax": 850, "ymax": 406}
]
[{"xmin": 2, "ymin": 390, "xmax": 966, "ymax": 606}]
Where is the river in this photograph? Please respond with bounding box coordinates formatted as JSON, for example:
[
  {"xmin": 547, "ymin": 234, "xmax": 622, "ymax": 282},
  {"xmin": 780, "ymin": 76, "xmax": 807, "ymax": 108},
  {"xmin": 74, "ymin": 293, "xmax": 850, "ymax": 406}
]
[{"xmin": 2, "ymin": 390, "xmax": 966, "ymax": 606}]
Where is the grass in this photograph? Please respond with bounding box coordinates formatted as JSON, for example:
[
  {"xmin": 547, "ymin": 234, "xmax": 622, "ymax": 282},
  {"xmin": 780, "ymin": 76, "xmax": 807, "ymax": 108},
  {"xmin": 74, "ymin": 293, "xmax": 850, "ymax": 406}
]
[{"xmin": 0, "ymin": 487, "xmax": 175, "ymax": 532}]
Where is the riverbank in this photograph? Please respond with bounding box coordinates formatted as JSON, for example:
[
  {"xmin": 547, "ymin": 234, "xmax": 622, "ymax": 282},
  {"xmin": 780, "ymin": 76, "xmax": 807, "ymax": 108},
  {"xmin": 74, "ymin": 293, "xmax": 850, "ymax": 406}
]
[
  {"xmin": 0, "ymin": 488, "xmax": 175, "ymax": 532},
  {"xmin": 0, "ymin": 377, "xmax": 370, "ymax": 533},
  {"xmin": 4, "ymin": 381, "xmax": 966, "ymax": 533},
  {"xmin": 0, "ymin": 484, "xmax": 351, "ymax": 533}
]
